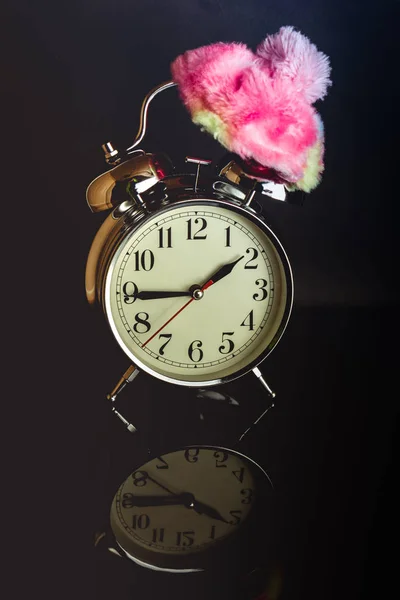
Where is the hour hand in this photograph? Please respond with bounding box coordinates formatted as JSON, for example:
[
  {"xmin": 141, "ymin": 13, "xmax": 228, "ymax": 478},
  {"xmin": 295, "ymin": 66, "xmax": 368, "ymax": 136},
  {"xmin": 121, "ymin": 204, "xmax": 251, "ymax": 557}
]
[
  {"xmin": 191, "ymin": 499, "xmax": 229, "ymax": 523},
  {"xmin": 137, "ymin": 290, "xmax": 192, "ymax": 300},
  {"xmin": 202, "ymin": 255, "xmax": 244, "ymax": 288}
]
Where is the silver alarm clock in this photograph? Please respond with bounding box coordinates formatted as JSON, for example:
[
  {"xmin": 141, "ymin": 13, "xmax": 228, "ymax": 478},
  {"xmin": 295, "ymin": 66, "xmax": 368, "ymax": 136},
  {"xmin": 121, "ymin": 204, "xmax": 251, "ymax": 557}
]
[{"xmin": 85, "ymin": 82, "xmax": 293, "ymax": 394}]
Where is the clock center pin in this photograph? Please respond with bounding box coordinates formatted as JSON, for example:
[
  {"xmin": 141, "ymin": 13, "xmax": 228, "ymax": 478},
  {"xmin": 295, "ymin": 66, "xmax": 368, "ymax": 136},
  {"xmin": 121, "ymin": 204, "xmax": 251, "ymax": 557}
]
[{"xmin": 191, "ymin": 286, "xmax": 204, "ymax": 301}]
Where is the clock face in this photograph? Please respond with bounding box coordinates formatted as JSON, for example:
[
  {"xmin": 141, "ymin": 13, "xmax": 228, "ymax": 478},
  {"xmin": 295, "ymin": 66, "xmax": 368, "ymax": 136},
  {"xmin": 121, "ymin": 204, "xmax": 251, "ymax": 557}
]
[
  {"xmin": 110, "ymin": 446, "xmax": 268, "ymax": 570},
  {"xmin": 105, "ymin": 200, "xmax": 292, "ymax": 385}
]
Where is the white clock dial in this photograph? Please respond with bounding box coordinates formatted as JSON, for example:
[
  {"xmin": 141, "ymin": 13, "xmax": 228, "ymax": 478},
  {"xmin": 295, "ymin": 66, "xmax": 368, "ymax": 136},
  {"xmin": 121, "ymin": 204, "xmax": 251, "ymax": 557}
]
[
  {"xmin": 110, "ymin": 447, "xmax": 260, "ymax": 569},
  {"xmin": 105, "ymin": 201, "xmax": 292, "ymax": 384}
]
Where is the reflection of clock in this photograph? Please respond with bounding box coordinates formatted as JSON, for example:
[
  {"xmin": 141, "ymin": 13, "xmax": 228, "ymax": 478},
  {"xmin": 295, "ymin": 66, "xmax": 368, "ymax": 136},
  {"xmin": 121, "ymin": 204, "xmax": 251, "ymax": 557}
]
[{"xmin": 108, "ymin": 445, "xmax": 273, "ymax": 573}]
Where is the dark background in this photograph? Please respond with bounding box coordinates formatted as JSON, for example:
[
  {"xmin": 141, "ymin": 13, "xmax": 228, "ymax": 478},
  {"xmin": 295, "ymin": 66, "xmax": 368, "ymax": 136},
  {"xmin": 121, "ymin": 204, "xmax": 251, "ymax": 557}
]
[{"xmin": 4, "ymin": 1, "xmax": 398, "ymax": 598}]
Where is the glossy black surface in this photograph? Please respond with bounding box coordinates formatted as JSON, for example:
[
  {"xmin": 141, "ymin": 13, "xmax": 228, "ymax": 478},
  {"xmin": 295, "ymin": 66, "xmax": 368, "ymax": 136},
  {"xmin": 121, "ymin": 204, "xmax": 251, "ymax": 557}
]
[{"xmin": 5, "ymin": 1, "xmax": 397, "ymax": 599}]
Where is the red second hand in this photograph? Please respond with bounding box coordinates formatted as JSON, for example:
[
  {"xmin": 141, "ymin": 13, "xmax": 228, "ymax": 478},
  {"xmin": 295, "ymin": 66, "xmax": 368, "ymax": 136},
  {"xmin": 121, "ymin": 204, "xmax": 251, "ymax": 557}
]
[{"xmin": 142, "ymin": 280, "xmax": 214, "ymax": 348}]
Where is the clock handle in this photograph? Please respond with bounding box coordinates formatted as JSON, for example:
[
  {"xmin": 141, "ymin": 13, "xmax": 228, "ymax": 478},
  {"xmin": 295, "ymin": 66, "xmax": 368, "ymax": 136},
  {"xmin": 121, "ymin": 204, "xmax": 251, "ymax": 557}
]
[
  {"xmin": 101, "ymin": 80, "xmax": 178, "ymax": 166},
  {"xmin": 125, "ymin": 80, "xmax": 177, "ymax": 155}
]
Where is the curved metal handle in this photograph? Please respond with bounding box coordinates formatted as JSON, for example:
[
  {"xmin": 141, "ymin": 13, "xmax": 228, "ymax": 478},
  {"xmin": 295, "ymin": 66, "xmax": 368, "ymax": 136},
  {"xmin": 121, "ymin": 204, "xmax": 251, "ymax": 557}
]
[{"xmin": 126, "ymin": 80, "xmax": 177, "ymax": 154}]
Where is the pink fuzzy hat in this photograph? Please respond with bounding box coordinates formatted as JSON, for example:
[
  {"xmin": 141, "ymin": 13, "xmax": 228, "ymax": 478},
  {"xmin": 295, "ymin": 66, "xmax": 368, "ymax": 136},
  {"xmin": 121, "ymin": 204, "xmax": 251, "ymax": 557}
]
[{"xmin": 171, "ymin": 26, "xmax": 331, "ymax": 192}]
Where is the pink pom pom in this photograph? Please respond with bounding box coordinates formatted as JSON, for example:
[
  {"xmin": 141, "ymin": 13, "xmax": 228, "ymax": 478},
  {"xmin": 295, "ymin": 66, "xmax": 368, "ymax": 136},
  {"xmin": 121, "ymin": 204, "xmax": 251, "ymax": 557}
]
[
  {"xmin": 170, "ymin": 28, "xmax": 331, "ymax": 191},
  {"xmin": 256, "ymin": 26, "xmax": 332, "ymax": 103}
]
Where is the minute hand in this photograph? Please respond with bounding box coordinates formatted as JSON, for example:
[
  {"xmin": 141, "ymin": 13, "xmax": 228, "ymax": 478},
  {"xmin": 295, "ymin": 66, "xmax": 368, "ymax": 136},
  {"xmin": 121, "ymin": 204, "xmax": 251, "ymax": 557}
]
[{"xmin": 202, "ymin": 255, "xmax": 244, "ymax": 287}]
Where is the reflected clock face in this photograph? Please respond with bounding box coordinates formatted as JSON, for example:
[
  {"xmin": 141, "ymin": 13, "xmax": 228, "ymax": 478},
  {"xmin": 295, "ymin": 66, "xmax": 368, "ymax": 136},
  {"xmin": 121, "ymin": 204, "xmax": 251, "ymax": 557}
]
[
  {"xmin": 105, "ymin": 200, "xmax": 292, "ymax": 386},
  {"xmin": 110, "ymin": 446, "xmax": 272, "ymax": 571}
]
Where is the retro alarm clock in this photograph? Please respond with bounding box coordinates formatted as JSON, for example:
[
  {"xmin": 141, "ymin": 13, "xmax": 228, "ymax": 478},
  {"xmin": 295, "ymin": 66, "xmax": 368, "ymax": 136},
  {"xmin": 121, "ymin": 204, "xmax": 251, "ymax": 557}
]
[
  {"xmin": 84, "ymin": 79, "xmax": 293, "ymax": 411},
  {"xmin": 85, "ymin": 28, "xmax": 331, "ymax": 409}
]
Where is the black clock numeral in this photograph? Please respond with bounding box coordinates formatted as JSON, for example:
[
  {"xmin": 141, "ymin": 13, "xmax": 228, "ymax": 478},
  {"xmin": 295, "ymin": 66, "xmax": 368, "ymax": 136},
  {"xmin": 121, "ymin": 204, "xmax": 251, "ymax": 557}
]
[
  {"xmin": 253, "ymin": 278, "xmax": 268, "ymax": 301},
  {"xmin": 240, "ymin": 488, "xmax": 254, "ymax": 504},
  {"xmin": 155, "ymin": 456, "xmax": 169, "ymax": 469},
  {"xmin": 158, "ymin": 333, "xmax": 172, "ymax": 356},
  {"xmin": 232, "ymin": 468, "xmax": 245, "ymax": 483},
  {"xmin": 214, "ymin": 450, "xmax": 229, "ymax": 468},
  {"xmin": 132, "ymin": 471, "xmax": 148, "ymax": 487},
  {"xmin": 188, "ymin": 340, "xmax": 203, "ymax": 362},
  {"xmin": 187, "ymin": 217, "xmax": 207, "ymax": 240},
  {"xmin": 184, "ymin": 448, "xmax": 200, "ymax": 463},
  {"xmin": 209, "ymin": 525, "xmax": 216, "ymax": 540},
  {"xmin": 133, "ymin": 312, "xmax": 151, "ymax": 334},
  {"xmin": 240, "ymin": 310, "xmax": 255, "ymax": 331},
  {"xmin": 229, "ymin": 510, "xmax": 242, "ymax": 526},
  {"xmin": 133, "ymin": 249, "xmax": 155, "ymax": 271},
  {"xmin": 244, "ymin": 247, "xmax": 259, "ymax": 269},
  {"xmin": 132, "ymin": 514, "xmax": 150, "ymax": 530},
  {"xmin": 218, "ymin": 331, "xmax": 235, "ymax": 355},
  {"xmin": 152, "ymin": 528, "xmax": 165, "ymax": 543},
  {"xmin": 158, "ymin": 227, "xmax": 172, "ymax": 248},
  {"xmin": 224, "ymin": 226, "xmax": 231, "ymax": 247},
  {"xmin": 122, "ymin": 281, "xmax": 138, "ymax": 304},
  {"xmin": 176, "ymin": 530, "xmax": 195, "ymax": 547},
  {"xmin": 121, "ymin": 493, "xmax": 135, "ymax": 508}
]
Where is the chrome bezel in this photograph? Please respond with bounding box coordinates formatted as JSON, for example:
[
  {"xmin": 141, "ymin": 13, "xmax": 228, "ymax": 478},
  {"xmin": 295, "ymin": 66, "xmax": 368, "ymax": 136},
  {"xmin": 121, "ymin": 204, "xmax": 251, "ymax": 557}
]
[{"xmin": 104, "ymin": 197, "xmax": 293, "ymax": 387}]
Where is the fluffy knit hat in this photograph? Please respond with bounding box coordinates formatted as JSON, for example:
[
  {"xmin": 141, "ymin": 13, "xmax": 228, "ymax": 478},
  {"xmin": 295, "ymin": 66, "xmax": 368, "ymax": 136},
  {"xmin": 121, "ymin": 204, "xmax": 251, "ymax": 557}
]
[{"xmin": 171, "ymin": 26, "xmax": 331, "ymax": 192}]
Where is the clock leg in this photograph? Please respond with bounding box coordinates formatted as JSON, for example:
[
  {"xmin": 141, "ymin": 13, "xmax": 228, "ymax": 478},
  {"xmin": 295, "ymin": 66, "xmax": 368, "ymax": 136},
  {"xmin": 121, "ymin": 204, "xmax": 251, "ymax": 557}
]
[
  {"xmin": 238, "ymin": 368, "xmax": 276, "ymax": 442},
  {"xmin": 252, "ymin": 367, "xmax": 275, "ymax": 398},
  {"xmin": 106, "ymin": 364, "xmax": 140, "ymax": 433}
]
